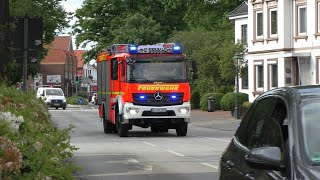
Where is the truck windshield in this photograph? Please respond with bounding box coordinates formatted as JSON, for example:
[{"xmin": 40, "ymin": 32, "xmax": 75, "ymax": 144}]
[{"xmin": 127, "ymin": 58, "xmax": 187, "ymax": 83}]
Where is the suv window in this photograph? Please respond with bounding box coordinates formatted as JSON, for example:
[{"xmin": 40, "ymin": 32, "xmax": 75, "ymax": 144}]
[
  {"xmin": 261, "ymin": 99, "xmax": 288, "ymax": 150},
  {"xmin": 236, "ymin": 97, "xmax": 277, "ymax": 149}
]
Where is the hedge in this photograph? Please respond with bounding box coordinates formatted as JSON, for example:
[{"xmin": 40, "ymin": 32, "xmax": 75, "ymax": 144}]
[
  {"xmin": 0, "ymin": 84, "xmax": 79, "ymax": 179},
  {"xmin": 191, "ymin": 91, "xmax": 200, "ymax": 109},
  {"xmin": 200, "ymin": 93, "xmax": 224, "ymax": 111},
  {"xmin": 66, "ymin": 96, "xmax": 88, "ymax": 105},
  {"xmin": 220, "ymin": 92, "xmax": 249, "ymax": 111}
]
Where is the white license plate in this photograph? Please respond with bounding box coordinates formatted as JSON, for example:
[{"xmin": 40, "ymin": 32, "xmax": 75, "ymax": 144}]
[
  {"xmin": 54, "ymin": 103, "xmax": 60, "ymax": 106},
  {"xmin": 151, "ymin": 108, "xmax": 167, "ymax": 112}
]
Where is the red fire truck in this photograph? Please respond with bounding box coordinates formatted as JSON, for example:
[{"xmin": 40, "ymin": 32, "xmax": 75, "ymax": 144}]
[{"xmin": 96, "ymin": 43, "xmax": 198, "ymax": 137}]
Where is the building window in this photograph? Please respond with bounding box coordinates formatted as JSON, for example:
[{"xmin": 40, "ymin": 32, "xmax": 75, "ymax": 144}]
[
  {"xmin": 298, "ymin": 6, "xmax": 307, "ymax": 34},
  {"xmin": 241, "ymin": 24, "xmax": 248, "ymax": 45},
  {"xmin": 255, "ymin": 65, "xmax": 264, "ymax": 90},
  {"xmin": 270, "ymin": 9, "xmax": 277, "ymax": 35},
  {"xmin": 241, "ymin": 65, "xmax": 249, "ymax": 89},
  {"xmin": 256, "ymin": 11, "xmax": 264, "ymax": 37},
  {"xmin": 269, "ymin": 64, "xmax": 278, "ymax": 89}
]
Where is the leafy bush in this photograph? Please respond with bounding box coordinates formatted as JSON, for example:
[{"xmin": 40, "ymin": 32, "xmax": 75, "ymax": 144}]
[
  {"xmin": 191, "ymin": 91, "xmax": 200, "ymax": 109},
  {"xmin": 66, "ymin": 96, "xmax": 88, "ymax": 105},
  {"xmin": 0, "ymin": 84, "xmax": 79, "ymax": 179},
  {"xmin": 200, "ymin": 93, "xmax": 224, "ymax": 111},
  {"xmin": 220, "ymin": 92, "xmax": 249, "ymax": 111},
  {"xmin": 77, "ymin": 91, "xmax": 87, "ymax": 99},
  {"xmin": 239, "ymin": 101, "xmax": 252, "ymax": 118}
]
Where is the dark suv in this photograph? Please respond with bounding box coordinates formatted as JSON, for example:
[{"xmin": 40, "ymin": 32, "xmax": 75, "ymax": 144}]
[{"xmin": 219, "ymin": 85, "xmax": 320, "ymax": 179}]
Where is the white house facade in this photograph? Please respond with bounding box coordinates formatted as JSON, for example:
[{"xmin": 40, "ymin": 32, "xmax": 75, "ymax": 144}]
[
  {"xmin": 81, "ymin": 63, "xmax": 97, "ymax": 92},
  {"xmin": 230, "ymin": 0, "xmax": 320, "ymax": 102}
]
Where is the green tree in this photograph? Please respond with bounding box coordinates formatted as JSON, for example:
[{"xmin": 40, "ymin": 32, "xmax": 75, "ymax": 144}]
[
  {"xmin": 9, "ymin": 0, "xmax": 70, "ymax": 44},
  {"xmin": 110, "ymin": 13, "xmax": 162, "ymax": 44},
  {"xmin": 2, "ymin": 0, "xmax": 70, "ymax": 85}
]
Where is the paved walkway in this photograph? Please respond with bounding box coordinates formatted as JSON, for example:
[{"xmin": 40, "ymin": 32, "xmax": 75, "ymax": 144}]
[{"xmin": 191, "ymin": 109, "xmax": 241, "ymax": 131}]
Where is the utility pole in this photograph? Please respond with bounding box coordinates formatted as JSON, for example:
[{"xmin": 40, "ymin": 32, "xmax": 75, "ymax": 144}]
[
  {"xmin": 23, "ymin": 17, "xmax": 28, "ymax": 91},
  {"xmin": 0, "ymin": 0, "xmax": 9, "ymax": 69}
]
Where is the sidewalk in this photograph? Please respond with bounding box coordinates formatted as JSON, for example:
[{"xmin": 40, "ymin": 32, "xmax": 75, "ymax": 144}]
[{"xmin": 190, "ymin": 109, "xmax": 241, "ymax": 131}]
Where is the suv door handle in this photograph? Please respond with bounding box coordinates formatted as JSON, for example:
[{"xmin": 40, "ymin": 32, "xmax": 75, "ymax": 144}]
[
  {"xmin": 245, "ymin": 173, "xmax": 254, "ymax": 180},
  {"xmin": 226, "ymin": 160, "xmax": 234, "ymax": 168}
]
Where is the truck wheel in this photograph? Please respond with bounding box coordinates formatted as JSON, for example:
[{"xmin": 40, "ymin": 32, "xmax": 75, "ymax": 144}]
[
  {"xmin": 103, "ymin": 111, "xmax": 113, "ymax": 134},
  {"xmin": 176, "ymin": 122, "xmax": 188, "ymax": 136},
  {"xmin": 117, "ymin": 114, "xmax": 129, "ymax": 137}
]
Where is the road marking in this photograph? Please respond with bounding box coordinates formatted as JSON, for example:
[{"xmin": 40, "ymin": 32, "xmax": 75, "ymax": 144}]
[
  {"xmin": 201, "ymin": 163, "xmax": 219, "ymax": 169},
  {"xmin": 143, "ymin": 142, "xmax": 156, "ymax": 147},
  {"xmin": 203, "ymin": 137, "xmax": 230, "ymax": 143},
  {"xmin": 166, "ymin": 150, "xmax": 185, "ymax": 157}
]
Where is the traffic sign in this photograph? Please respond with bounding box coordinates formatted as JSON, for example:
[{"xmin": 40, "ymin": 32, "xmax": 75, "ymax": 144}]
[{"xmin": 77, "ymin": 98, "xmax": 84, "ymax": 105}]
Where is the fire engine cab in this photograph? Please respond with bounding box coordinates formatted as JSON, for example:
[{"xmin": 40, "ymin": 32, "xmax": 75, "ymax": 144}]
[{"xmin": 96, "ymin": 43, "xmax": 198, "ymax": 137}]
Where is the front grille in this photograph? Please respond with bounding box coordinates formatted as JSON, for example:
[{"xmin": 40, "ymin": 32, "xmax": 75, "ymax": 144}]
[
  {"xmin": 142, "ymin": 110, "xmax": 176, "ymax": 116},
  {"xmin": 133, "ymin": 93, "xmax": 184, "ymax": 106},
  {"xmin": 51, "ymin": 100, "xmax": 63, "ymax": 103}
]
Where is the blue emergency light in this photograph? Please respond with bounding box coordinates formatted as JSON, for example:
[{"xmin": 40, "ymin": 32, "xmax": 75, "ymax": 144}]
[
  {"xmin": 173, "ymin": 45, "xmax": 182, "ymax": 54},
  {"xmin": 171, "ymin": 95, "xmax": 177, "ymax": 99},
  {"xmin": 139, "ymin": 95, "xmax": 145, "ymax": 99},
  {"xmin": 129, "ymin": 45, "xmax": 138, "ymax": 54}
]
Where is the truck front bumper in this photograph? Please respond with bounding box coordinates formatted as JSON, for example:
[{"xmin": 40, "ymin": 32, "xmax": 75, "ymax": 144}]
[{"xmin": 122, "ymin": 102, "xmax": 191, "ymax": 124}]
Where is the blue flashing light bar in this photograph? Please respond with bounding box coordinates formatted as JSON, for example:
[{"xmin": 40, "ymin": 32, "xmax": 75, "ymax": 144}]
[
  {"xmin": 128, "ymin": 43, "xmax": 182, "ymax": 54},
  {"xmin": 129, "ymin": 45, "xmax": 138, "ymax": 54},
  {"xmin": 139, "ymin": 95, "xmax": 145, "ymax": 99},
  {"xmin": 171, "ymin": 95, "xmax": 177, "ymax": 99}
]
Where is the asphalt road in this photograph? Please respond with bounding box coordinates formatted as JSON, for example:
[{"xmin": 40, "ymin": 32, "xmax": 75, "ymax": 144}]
[{"xmin": 49, "ymin": 106, "xmax": 238, "ymax": 180}]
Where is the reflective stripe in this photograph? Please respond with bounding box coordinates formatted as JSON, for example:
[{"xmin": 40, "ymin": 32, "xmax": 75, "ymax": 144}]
[{"xmin": 98, "ymin": 91, "xmax": 124, "ymax": 95}]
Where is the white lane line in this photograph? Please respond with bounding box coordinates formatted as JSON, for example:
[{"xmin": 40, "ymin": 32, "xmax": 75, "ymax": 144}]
[
  {"xmin": 201, "ymin": 163, "xmax": 219, "ymax": 169},
  {"xmin": 203, "ymin": 137, "xmax": 230, "ymax": 143},
  {"xmin": 166, "ymin": 150, "xmax": 185, "ymax": 157},
  {"xmin": 143, "ymin": 142, "xmax": 156, "ymax": 147}
]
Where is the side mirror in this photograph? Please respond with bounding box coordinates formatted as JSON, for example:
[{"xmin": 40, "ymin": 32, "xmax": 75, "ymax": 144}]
[{"xmin": 245, "ymin": 146, "xmax": 283, "ymax": 171}]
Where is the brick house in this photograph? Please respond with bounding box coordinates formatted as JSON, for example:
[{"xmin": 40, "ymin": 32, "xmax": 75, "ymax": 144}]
[{"xmin": 40, "ymin": 36, "xmax": 77, "ymax": 97}]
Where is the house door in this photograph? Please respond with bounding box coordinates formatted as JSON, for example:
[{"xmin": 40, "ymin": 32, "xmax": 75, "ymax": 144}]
[
  {"xmin": 297, "ymin": 57, "xmax": 311, "ymax": 85},
  {"xmin": 291, "ymin": 57, "xmax": 299, "ymax": 86}
]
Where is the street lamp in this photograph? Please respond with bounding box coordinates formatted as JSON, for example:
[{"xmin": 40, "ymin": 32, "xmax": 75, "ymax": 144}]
[{"xmin": 233, "ymin": 52, "xmax": 242, "ymax": 119}]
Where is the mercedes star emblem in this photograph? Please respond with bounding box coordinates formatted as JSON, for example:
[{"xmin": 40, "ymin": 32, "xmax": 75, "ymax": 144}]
[{"xmin": 154, "ymin": 91, "xmax": 163, "ymax": 101}]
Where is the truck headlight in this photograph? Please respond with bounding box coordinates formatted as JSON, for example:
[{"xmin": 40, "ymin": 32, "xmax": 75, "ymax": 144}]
[
  {"xmin": 63, "ymin": 99, "xmax": 66, "ymax": 103},
  {"xmin": 178, "ymin": 107, "xmax": 189, "ymax": 114},
  {"xmin": 126, "ymin": 107, "xmax": 139, "ymax": 115}
]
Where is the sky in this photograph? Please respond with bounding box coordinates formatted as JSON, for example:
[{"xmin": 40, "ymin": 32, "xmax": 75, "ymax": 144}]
[
  {"xmin": 60, "ymin": 0, "xmax": 96, "ymax": 64},
  {"xmin": 59, "ymin": 0, "xmax": 86, "ymax": 50}
]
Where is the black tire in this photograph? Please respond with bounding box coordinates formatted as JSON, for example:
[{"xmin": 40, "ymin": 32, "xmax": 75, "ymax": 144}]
[
  {"xmin": 116, "ymin": 113, "xmax": 129, "ymax": 137},
  {"xmin": 63, "ymin": 107, "xmax": 66, "ymax": 110},
  {"xmin": 176, "ymin": 122, "xmax": 188, "ymax": 136},
  {"xmin": 55, "ymin": 107, "xmax": 58, "ymax": 110},
  {"xmin": 103, "ymin": 109, "xmax": 113, "ymax": 134},
  {"xmin": 151, "ymin": 126, "xmax": 160, "ymax": 133}
]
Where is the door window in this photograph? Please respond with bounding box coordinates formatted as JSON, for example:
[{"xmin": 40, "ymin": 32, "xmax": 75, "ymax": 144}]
[
  {"xmin": 236, "ymin": 97, "xmax": 277, "ymax": 149},
  {"xmin": 261, "ymin": 99, "xmax": 288, "ymax": 150}
]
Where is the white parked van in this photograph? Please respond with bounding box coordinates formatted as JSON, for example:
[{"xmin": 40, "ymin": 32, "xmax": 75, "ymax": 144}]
[{"xmin": 36, "ymin": 88, "xmax": 67, "ymax": 110}]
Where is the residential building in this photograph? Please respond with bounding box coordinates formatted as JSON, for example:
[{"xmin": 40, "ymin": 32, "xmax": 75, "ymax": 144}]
[
  {"xmin": 39, "ymin": 36, "xmax": 77, "ymax": 97},
  {"xmin": 229, "ymin": 0, "xmax": 320, "ymax": 102},
  {"xmin": 74, "ymin": 50, "xmax": 85, "ymax": 79},
  {"xmin": 82, "ymin": 62, "xmax": 97, "ymax": 92}
]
